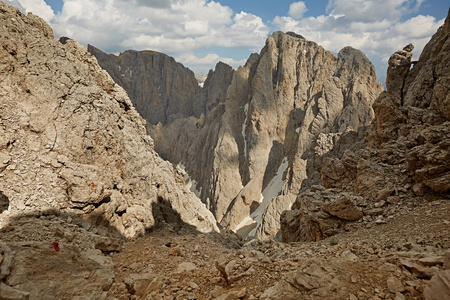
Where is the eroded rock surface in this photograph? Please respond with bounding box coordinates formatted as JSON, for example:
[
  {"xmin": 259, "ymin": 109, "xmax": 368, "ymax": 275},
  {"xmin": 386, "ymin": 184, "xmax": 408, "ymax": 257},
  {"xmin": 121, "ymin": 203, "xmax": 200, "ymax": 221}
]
[
  {"xmin": 0, "ymin": 2, "xmax": 218, "ymax": 238},
  {"xmin": 91, "ymin": 30, "xmax": 383, "ymax": 238}
]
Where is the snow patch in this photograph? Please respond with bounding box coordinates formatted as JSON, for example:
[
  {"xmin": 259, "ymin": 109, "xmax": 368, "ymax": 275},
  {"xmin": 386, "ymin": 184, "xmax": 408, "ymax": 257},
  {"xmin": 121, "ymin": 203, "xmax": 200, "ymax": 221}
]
[
  {"xmin": 176, "ymin": 163, "xmax": 202, "ymax": 199},
  {"xmin": 234, "ymin": 157, "xmax": 289, "ymax": 237}
]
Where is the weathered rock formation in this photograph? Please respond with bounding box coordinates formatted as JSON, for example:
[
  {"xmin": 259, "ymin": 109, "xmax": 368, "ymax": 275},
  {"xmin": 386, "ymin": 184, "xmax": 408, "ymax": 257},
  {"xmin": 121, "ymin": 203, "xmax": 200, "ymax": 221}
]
[
  {"xmin": 281, "ymin": 9, "xmax": 450, "ymax": 243},
  {"xmin": 91, "ymin": 31, "xmax": 383, "ymax": 239},
  {"xmin": 87, "ymin": 45, "xmax": 204, "ymax": 125},
  {"xmin": 0, "ymin": 1, "xmax": 218, "ymax": 239}
]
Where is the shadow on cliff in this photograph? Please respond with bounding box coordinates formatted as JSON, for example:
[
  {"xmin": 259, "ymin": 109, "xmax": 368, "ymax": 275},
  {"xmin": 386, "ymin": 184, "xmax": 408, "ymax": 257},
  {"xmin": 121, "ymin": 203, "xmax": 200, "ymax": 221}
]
[{"xmin": 1, "ymin": 196, "xmax": 242, "ymax": 249}]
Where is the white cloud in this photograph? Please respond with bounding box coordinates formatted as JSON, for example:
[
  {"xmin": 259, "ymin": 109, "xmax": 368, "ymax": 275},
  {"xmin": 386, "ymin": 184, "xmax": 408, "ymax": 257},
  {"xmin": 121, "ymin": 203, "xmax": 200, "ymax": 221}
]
[
  {"xmin": 17, "ymin": 0, "xmax": 54, "ymax": 22},
  {"xmin": 8, "ymin": 0, "xmax": 444, "ymax": 81},
  {"xmin": 45, "ymin": 0, "xmax": 268, "ymax": 73},
  {"xmin": 288, "ymin": 1, "xmax": 307, "ymax": 19},
  {"xmin": 176, "ymin": 52, "xmax": 246, "ymax": 73},
  {"xmin": 5, "ymin": 0, "xmax": 25, "ymax": 12},
  {"xmin": 394, "ymin": 15, "xmax": 442, "ymax": 39},
  {"xmin": 273, "ymin": 0, "xmax": 444, "ymax": 84}
]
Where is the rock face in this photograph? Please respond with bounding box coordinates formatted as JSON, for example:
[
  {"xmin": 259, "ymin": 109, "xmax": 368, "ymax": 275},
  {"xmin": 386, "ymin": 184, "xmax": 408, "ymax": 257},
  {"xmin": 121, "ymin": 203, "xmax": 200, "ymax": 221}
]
[
  {"xmin": 280, "ymin": 9, "xmax": 450, "ymax": 242},
  {"xmin": 91, "ymin": 31, "xmax": 383, "ymax": 238},
  {"xmin": 87, "ymin": 45, "xmax": 203, "ymax": 125},
  {"xmin": 0, "ymin": 2, "xmax": 218, "ymax": 238},
  {"xmin": 280, "ymin": 188, "xmax": 365, "ymax": 242}
]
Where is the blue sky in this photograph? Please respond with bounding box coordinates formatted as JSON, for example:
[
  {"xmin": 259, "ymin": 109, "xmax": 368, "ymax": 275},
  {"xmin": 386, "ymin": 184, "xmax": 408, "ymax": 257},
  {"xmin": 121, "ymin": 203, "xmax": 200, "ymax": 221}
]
[{"xmin": 7, "ymin": 0, "xmax": 448, "ymax": 83}]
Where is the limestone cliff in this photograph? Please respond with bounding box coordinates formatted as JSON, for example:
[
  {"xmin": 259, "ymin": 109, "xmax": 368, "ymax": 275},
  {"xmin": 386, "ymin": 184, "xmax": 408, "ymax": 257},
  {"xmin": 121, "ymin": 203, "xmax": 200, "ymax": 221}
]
[
  {"xmin": 0, "ymin": 1, "xmax": 218, "ymax": 239},
  {"xmin": 87, "ymin": 45, "xmax": 203, "ymax": 125},
  {"xmin": 91, "ymin": 31, "xmax": 383, "ymax": 238},
  {"xmin": 281, "ymin": 9, "xmax": 450, "ymax": 243}
]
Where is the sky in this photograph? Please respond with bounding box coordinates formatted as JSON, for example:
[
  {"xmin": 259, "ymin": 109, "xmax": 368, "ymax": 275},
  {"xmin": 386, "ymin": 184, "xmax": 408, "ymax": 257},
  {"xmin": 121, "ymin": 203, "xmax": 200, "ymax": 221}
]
[{"xmin": 6, "ymin": 0, "xmax": 449, "ymax": 84}]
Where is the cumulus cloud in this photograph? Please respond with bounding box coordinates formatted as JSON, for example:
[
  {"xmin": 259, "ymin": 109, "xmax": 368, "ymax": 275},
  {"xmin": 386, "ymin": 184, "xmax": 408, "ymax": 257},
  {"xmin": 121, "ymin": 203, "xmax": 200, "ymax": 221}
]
[
  {"xmin": 9, "ymin": 0, "xmax": 445, "ymax": 79},
  {"xmin": 288, "ymin": 1, "xmax": 307, "ymax": 19},
  {"xmin": 39, "ymin": 0, "xmax": 268, "ymax": 73},
  {"xmin": 5, "ymin": 0, "xmax": 25, "ymax": 12},
  {"xmin": 176, "ymin": 53, "xmax": 246, "ymax": 73},
  {"xmin": 17, "ymin": 0, "xmax": 54, "ymax": 22},
  {"xmin": 274, "ymin": 0, "xmax": 444, "ymax": 83}
]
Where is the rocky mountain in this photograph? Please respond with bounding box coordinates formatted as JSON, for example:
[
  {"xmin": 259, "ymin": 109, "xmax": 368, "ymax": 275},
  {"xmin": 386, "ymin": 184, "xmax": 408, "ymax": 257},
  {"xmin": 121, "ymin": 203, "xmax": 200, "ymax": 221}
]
[
  {"xmin": 1, "ymin": 1, "xmax": 449, "ymax": 299},
  {"xmin": 280, "ymin": 8, "xmax": 450, "ymax": 244},
  {"xmin": 90, "ymin": 30, "xmax": 383, "ymax": 239},
  {"xmin": 0, "ymin": 2, "xmax": 218, "ymax": 239},
  {"xmin": 87, "ymin": 45, "xmax": 207, "ymax": 125}
]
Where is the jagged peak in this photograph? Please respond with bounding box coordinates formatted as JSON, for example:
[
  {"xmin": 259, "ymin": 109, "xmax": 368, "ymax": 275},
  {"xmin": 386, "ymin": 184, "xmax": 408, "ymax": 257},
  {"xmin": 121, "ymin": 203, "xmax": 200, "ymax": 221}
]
[{"xmin": 270, "ymin": 31, "xmax": 305, "ymax": 40}]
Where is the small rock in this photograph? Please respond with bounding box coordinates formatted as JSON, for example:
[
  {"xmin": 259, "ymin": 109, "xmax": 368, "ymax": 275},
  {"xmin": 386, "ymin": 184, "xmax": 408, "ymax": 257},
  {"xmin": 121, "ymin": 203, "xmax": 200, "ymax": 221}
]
[
  {"xmin": 400, "ymin": 259, "xmax": 434, "ymax": 279},
  {"xmin": 340, "ymin": 250, "xmax": 359, "ymax": 262},
  {"xmin": 419, "ymin": 256, "xmax": 444, "ymax": 267},
  {"xmin": 124, "ymin": 273, "xmax": 163, "ymax": 297},
  {"xmin": 168, "ymin": 248, "xmax": 182, "ymax": 256},
  {"xmin": 387, "ymin": 276, "xmax": 405, "ymax": 293},
  {"xmin": 395, "ymin": 292, "xmax": 405, "ymax": 300},
  {"xmin": 375, "ymin": 218, "xmax": 387, "ymax": 224},
  {"xmin": 95, "ymin": 238, "xmax": 122, "ymax": 253},
  {"xmin": 189, "ymin": 282, "xmax": 199, "ymax": 290},
  {"xmin": 236, "ymin": 288, "xmax": 246, "ymax": 298},
  {"xmin": 322, "ymin": 197, "xmax": 363, "ymax": 221},
  {"xmin": 0, "ymin": 282, "xmax": 30, "ymax": 300},
  {"xmin": 374, "ymin": 200, "xmax": 386, "ymax": 208},
  {"xmin": 387, "ymin": 196, "xmax": 401, "ymax": 204},
  {"xmin": 424, "ymin": 269, "xmax": 450, "ymax": 300},
  {"xmin": 177, "ymin": 262, "xmax": 197, "ymax": 273},
  {"xmin": 349, "ymin": 294, "xmax": 358, "ymax": 300}
]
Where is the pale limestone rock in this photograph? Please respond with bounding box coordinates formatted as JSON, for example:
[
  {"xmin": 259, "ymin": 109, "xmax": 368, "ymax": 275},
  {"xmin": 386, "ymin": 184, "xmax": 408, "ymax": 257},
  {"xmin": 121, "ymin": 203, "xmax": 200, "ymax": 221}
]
[
  {"xmin": 257, "ymin": 194, "xmax": 295, "ymax": 239},
  {"xmin": 176, "ymin": 262, "xmax": 197, "ymax": 273},
  {"xmin": 124, "ymin": 273, "xmax": 164, "ymax": 297},
  {"xmin": 0, "ymin": 282, "xmax": 29, "ymax": 300},
  {"xmin": 424, "ymin": 270, "xmax": 450, "ymax": 300},
  {"xmin": 87, "ymin": 45, "xmax": 202, "ymax": 125},
  {"xmin": 93, "ymin": 30, "xmax": 382, "ymax": 237},
  {"xmin": 0, "ymin": 1, "xmax": 218, "ymax": 238},
  {"xmin": 368, "ymin": 11, "xmax": 450, "ymax": 194},
  {"xmin": 322, "ymin": 197, "xmax": 363, "ymax": 221},
  {"xmin": 387, "ymin": 276, "xmax": 405, "ymax": 293}
]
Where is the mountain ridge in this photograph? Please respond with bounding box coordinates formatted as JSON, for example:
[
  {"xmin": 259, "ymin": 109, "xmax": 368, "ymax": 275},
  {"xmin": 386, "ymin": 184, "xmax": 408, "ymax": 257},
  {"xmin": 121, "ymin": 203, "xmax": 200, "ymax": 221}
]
[{"xmin": 90, "ymin": 29, "xmax": 384, "ymax": 238}]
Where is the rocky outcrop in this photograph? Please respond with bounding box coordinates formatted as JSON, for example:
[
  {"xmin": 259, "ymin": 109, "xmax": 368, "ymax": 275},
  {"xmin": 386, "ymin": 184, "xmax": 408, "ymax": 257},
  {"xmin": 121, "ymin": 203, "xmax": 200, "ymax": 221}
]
[
  {"xmin": 280, "ymin": 9, "xmax": 450, "ymax": 243},
  {"xmin": 370, "ymin": 11, "xmax": 450, "ymax": 194},
  {"xmin": 280, "ymin": 187, "xmax": 365, "ymax": 243},
  {"xmin": 91, "ymin": 31, "xmax": 383, "ymax": 238},
  {"xmin": 0, "ymin": 1, "xmax": 218, "ymax": 239},
  {"xmin": 87, "ymin": 45, "xmax": 203, "ymax": 125}
]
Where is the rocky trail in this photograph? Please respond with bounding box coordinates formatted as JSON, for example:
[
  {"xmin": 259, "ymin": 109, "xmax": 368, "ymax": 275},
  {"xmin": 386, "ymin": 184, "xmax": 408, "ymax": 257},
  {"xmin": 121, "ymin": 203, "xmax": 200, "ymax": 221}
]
[
  {"xmin": 102, "ymin": 196, "xmax": 449, "ymax": 300},
  {"xmin": 4, "ymin": 195, "xmax": 445, "ymax": 299}
]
